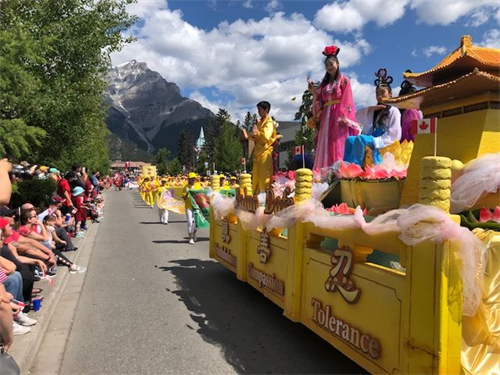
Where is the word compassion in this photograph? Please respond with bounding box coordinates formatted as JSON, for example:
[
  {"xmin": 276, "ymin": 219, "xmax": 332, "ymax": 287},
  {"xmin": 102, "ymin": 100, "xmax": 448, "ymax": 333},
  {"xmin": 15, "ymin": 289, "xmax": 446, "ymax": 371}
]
[
  {"xmin": 215, "ymin": 244, "xmax": 237, "ymax": 268},
  {"xmin": 311, "ymin": 298, "xmax": 381, "ymax": 360},
  {"xmin": 235, "ymin": 188, "xmax": 294, "ymax": 214},
  {"xmin": 247, "ymin": 262, "xmax": 285, "ymax": 296}
]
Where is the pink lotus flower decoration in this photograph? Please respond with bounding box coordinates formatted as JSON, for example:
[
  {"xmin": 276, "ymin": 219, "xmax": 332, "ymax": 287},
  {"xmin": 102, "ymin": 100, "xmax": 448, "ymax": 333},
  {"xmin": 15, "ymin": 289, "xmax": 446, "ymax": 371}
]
[
  {"xmin": 479, "ymin": 206, "xmax": 500, "ymax": 223},
  {"xmin": 326, "ymin": 203, "xmax": 367, "ymax": 215},
  {"xmin": 338, "ymin": 161, "xmax": 364, "ymax": 179}
]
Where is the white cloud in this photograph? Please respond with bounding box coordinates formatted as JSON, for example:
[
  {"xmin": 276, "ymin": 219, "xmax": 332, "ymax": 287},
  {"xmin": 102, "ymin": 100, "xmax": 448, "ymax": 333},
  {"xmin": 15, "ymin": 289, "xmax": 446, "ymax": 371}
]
[
  {"xmin": 423, "ymin": 45, "xmax": 447, "ymax": 58},
  {"xmin": 313, "ymin": 0, "xmax": 500, "ymax": 33},
  {"xmin": 265, "ymin": 0, "xmax": 283, "ymax": 14},
  {"xmin": 112, "ymin": 8, "xmax": 373, "ymax": 120},
  {"xmin": 189, "ymin": 91, "xmax": 223, "ymax": 115},
  {"xmin": 479, "ymin": 29, "xmax": 500, "ymax": 48},
  {"xmin": 242, "ymin": 0, "xmax": 253, "ymax": 9},
  {"xmin": 314, "ymin": 0, "xmax": 409, "ymax": 33},
  {"xmin": 126, "ymin": 0, "xmax": 167, "ymax": 18},
  {"xmin": 410, "ymin": 0, "xmax": 499, "ymax": 25},
  {"xmin": 411, "ymin": 48, "xmax": 418, "ymax": 57},
  {"xmin": 466, "ymin": 9, "xmax": 489, "ymax": 27}
]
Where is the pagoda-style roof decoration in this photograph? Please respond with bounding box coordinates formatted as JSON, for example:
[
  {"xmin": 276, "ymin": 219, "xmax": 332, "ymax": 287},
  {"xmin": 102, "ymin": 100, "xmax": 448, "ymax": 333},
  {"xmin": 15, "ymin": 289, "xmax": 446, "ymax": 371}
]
[
  {"xmin": 384, "ymin": 69, "xmax": 500, "ymax": 109},
  {"xmin": 404, "ymin": 35, "xmax": 500, "ymax": 87}
]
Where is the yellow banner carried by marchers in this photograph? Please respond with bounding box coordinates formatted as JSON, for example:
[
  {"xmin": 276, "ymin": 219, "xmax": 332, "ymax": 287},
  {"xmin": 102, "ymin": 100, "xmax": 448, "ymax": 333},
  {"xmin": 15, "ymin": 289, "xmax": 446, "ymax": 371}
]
[
  {"xmin": 142, "ymin": 165, "xmax": 157, "ymax": 178},
  {"xmin": 158, "ymin": 189, "xmax": 185, "ymax": 215}
]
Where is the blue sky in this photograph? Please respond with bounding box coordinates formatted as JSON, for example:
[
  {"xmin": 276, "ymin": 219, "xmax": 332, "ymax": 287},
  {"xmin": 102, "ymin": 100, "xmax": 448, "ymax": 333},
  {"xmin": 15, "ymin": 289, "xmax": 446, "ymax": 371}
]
[{"xmin": 112, "ymin": 0, "xmax": 500, "ymax": 121}]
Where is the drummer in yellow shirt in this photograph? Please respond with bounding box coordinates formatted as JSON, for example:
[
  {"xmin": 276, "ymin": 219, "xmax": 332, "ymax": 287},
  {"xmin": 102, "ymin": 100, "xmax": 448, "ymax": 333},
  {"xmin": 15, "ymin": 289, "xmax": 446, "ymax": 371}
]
[
  {"xmin": 182, "ymin": 172, "xmax": 201, "ymax": 244},
  {"xmin": 249, "ymin": 101, "xmax": 277, "ymax": 194}
]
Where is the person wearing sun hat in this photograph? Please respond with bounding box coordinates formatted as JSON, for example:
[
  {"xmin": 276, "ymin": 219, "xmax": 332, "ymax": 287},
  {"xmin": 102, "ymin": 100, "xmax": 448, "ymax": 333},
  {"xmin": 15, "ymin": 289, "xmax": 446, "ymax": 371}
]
[
  {"xmin": 182, "ymin": 172, "xmax": 201, "ymax": 244},
  {"xmin": 156, "ymin": 177, "xmax": 170, "ymax": 225},
  {"xmin": 71, "ymin": 186, "xmax": 87, "ymax": 236}
]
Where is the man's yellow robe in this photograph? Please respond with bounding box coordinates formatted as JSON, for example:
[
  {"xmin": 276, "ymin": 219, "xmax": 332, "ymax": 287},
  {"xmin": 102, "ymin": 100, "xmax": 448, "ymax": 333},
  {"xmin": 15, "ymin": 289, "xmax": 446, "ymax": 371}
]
[{"xmin": 250, "ymin": 115, "xmax": 276, "ymax": 193}]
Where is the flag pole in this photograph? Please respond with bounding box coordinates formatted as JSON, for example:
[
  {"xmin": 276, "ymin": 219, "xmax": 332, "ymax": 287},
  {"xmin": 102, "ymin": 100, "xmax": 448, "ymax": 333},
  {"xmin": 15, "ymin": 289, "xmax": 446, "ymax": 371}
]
[
  {"xmin": 302, "ymin": 146, "xmax": 305, "ymax": 169},
  {"xmin": 434, "ymin": 123, "xmax": 437, "ymax": 157}
]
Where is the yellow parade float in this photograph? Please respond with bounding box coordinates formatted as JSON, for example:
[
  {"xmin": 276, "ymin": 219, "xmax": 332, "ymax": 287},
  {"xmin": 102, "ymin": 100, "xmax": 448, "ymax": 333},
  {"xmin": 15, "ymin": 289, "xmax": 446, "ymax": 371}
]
[{"xmin": 209, "ymin": 36, "xmax": 500, "ymax": 374}]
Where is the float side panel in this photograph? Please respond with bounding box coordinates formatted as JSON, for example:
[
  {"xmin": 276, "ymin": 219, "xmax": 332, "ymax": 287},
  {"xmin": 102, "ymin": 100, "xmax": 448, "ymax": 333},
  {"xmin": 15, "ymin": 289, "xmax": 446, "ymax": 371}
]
[{"xmin": 301, "ymin": 247, "xmax": 405, "ymax": 374}]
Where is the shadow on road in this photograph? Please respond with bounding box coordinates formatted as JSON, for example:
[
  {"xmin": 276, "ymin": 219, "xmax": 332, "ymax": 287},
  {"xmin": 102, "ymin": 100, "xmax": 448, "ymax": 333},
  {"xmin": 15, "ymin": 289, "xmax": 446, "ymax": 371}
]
[
  {"xmin": 159, "ymin": 258, "xmax": 366, "ymax": 375},
  {"xmin": 139, "ymin": 221, "xmax": 185, "ymax": 225},
  {"xmin": 153, "ymin": 237, "xmax": 209, "ymax": 244}
]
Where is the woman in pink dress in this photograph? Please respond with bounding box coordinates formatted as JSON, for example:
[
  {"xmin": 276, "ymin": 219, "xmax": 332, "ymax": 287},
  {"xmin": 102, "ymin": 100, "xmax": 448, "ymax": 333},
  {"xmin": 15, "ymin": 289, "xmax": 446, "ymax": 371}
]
[{"xmin": 308, "ymin": 45, "xmax": 360, "ymax": 171}]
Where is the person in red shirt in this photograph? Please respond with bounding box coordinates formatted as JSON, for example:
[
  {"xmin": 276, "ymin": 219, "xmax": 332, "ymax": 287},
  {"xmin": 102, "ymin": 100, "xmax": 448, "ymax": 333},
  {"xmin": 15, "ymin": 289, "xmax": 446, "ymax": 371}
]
[
  {"xmin": 71, "ymin": 187, "xmax": 88, "ymax": 234},
  {"xmin": 57, "ymin": 172, "xmax": 76, "ymax": 215}
]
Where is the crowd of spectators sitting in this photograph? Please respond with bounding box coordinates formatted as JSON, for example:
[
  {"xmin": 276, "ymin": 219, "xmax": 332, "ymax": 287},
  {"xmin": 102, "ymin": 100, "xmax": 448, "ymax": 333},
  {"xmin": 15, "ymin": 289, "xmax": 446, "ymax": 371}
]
[{"xmin": 0, "ymin": 158, "xmax": 107, "ymax": 361}]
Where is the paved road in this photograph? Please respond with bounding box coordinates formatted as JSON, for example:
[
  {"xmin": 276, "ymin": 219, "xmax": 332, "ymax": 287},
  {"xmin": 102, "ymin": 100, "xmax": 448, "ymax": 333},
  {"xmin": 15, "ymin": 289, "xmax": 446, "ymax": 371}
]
[{"xmin": 30, "ymin": 190, "xmax": 366, "ymax": 375}]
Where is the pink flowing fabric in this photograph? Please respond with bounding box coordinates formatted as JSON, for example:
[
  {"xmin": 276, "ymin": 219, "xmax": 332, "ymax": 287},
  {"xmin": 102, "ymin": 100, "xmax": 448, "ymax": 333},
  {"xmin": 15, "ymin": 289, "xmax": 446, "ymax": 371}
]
[
  {"xmin": 313, "ymin": 75, "xmax": 359, "ymax": 171},
  {"xmin": 400, "ymin": 109, "xmax": 422, "ymax": 142}
]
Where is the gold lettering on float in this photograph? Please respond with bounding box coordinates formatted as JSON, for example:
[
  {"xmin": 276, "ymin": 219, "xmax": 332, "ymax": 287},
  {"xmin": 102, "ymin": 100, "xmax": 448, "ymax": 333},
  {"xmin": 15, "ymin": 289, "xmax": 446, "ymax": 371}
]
[
  {"xmin": 311, "ymin": 298, "xmax": 381, "ymax": 360},
  {"xmin": 235, "ymin": 189, "xmax": 259, "ymax": 213},
  {"xmin": 257, "ymin": 229, "xmax": 271, "ymax": 263},
  {"xmin": 215, "ymin": 244, "xmax": 237, "ymax": 267},
  {"xmin": 325, "ymin": 248, "xmax": 361, "ymax": 304},
  {"xmin": 221, "ymin": 218, "xmax": 231, "ymax": 244},
  {"xmin": 235, "ymin": 188, "xmax": 294, "ymax": 214},
  {"xmin": 247, "ymin": 262, "xmax": 285, "ymax": 296},
  {"xmin": 264, "ymin": 187, "xmax": 294, "ymax": 215}
]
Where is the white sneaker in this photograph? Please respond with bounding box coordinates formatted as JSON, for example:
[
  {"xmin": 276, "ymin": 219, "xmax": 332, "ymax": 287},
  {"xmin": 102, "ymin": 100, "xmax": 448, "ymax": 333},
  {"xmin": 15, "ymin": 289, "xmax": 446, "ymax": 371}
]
[
  {"xmin": 188, "ymin": 239, "xmax": 195, "ymax": 245},
  {"xmin": 15, "ymin": 312, "xmax": 37, "ymax": 326},
  {"xmin": 13, "ymin": 321, "xmax": 32, "ymax": 335},
  {"xmin": 69, "ymin": 265, "xmax": 87, "ymax": 274}
]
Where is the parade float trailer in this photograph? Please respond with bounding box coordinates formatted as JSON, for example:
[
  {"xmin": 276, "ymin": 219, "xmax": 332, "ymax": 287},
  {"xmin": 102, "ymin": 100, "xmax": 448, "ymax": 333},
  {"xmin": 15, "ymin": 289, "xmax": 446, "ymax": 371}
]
[{"xmin": 209, "ymin": 36, "xmax": 499, "ymax": 375}]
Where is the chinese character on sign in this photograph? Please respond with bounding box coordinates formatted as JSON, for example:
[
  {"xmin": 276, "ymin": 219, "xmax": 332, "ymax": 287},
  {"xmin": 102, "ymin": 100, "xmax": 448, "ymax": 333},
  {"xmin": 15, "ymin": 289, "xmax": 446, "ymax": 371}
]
[
  {"xmin": 257, "ymin": 229, "xmax": 271, "ymax": 264},
  {"xmin": 325, "ymin": 248, "xmax": 360, "ymax": 304},
  {"xmin": 221, "ymin": 218, "xmax": 231, "ymax": 244}
]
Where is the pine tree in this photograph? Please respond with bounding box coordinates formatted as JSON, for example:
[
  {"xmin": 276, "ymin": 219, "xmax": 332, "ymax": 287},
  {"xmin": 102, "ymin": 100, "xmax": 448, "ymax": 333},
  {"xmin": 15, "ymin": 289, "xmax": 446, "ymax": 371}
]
[
  {"xmin": 287, "ymin": 88, "xmax": 316, "ymax": 168},
  {"xmin": 0, "ymin": 0, "xmax": 136, "ymax": 171},
  {"xmin": 214, "ymin": 119, "xmax": 243, "ymax": 173},
  {"xmin": 155, "ymin": 148, "xmax": 170, "ymax": 176}
]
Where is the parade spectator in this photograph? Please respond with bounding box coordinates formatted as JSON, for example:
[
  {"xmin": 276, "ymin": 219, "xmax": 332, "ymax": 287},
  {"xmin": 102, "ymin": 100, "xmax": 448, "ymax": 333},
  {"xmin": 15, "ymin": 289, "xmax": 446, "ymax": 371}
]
[
  {"xmin": 58, "ymin": 172, "xmax": 75, "ymax": 215},
  {"xmin": 0, "ymin": 159, "xmax": 12, "ymax": 206},
  {"xmin": 0, "ymin": 268, "xmax": 14, "ymax": 351},
  {"xmin": 71, "ymin": 187, "xmax": 87, "ymax": 235}
]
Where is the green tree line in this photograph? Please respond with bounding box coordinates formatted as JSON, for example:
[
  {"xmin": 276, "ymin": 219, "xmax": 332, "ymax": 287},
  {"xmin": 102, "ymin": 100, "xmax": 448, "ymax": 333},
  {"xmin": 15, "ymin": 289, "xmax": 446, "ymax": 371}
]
[{"xmin": 0, "ymin": 0, "xmax": 137, "ymax": 173}]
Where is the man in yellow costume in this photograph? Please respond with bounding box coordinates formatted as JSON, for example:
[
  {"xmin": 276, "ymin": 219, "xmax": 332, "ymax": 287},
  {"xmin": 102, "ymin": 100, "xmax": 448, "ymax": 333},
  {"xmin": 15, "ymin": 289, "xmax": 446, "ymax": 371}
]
[{"xmin": 250, "ymin": 101, "xmax": 277, "ymax": 194}]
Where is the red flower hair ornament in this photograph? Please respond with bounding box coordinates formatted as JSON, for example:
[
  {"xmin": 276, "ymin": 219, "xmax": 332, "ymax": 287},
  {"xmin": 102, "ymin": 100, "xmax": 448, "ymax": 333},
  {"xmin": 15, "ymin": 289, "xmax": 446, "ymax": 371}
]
[{"xmin": 323, "ymin": 45, "xmax": 340, "ymax": 57}]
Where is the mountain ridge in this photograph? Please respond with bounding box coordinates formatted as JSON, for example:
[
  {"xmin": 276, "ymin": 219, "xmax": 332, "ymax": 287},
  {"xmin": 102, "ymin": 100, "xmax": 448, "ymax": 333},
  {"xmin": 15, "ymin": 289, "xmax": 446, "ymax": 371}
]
[{"xmin": 105, "ymin": 60, "xmax": 215, "ymax": 157}]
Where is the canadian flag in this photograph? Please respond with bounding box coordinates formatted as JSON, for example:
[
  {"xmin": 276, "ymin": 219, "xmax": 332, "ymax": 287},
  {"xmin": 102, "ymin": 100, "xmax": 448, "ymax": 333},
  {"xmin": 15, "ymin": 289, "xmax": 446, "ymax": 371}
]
[
  {"xmin": 240, "ymin": 157, "xmax": 246, "ymax": 165},
  {"xmin": 411, "ymin": 118, "xmax": 437, "ymax": 135},
  {"xmin": 294, "ymin": 145, "xmax": 304, "ymax": 156}
]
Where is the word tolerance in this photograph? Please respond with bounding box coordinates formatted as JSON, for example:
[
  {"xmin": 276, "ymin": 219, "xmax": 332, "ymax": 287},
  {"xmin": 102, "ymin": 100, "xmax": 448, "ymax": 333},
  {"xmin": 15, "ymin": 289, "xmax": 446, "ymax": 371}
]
[
  {"xmin": 311, "ymin": 298, "xmax": 381, "ymax": 359},
  {"xmin": 215, "ymin": 244, "xmax": 237, "ymax": 267},
  {"xmin": 247, "ymin": 263, "xmax": 285, "ymax": 296}
]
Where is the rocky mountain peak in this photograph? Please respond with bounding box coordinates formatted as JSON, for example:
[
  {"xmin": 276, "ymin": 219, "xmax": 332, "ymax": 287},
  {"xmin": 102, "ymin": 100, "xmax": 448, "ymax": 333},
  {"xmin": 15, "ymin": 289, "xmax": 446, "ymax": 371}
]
[{"xmin": 105, "ymin": 61, "xmax": 214, "ymax": 156}]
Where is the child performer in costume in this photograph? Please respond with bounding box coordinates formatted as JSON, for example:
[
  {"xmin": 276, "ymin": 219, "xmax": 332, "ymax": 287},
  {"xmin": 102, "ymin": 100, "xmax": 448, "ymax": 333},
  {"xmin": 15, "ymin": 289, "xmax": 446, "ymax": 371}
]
[
  {"xmin": 308, "ymin": 45, "xmax": 359, "ymax": 171},
  {"xmin": 182, "ymin": 172, "xmax": 201, "ymax": 245},
  {"xmin": 249, "ymin": 101, "xmax": 277, "ymax": 194},
  {"xmin": 156, "ymin": 178, "xmax": 169, "ymax": 225},
  {"xmin": 343, "ymin": 68, "xmax": 401, "ymax": 166},
  {"xmin": 399, "ymin": 71, "xmax": 423, "ymax": 142}
]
